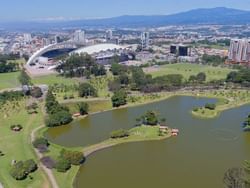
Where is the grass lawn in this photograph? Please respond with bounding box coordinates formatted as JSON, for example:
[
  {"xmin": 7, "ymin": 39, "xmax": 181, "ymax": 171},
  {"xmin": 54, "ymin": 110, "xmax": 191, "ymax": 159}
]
[
  {"xmin": 62, "ymin": 99, "xmax": 112, "ymax": 114},
  {"xmin": 146, "ymin": 63, "xmax": 233, "ymax": 82},
  {"xmin": 0, "ymin": 72, "xmax": 20, "ymax": 90},
  {"xmin": 32, "ymin": 75, "xmax": 80, "ymax": 86},
  {"xmin": 0, "ymin": 100, "xmax": 49, "ymax": 188}
]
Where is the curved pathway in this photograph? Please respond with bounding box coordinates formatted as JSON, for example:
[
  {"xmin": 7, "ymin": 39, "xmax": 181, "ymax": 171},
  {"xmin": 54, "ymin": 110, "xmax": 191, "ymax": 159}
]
[{"xmin": 31, "ymin": 125, "xmax": 59, "ymax": 188}]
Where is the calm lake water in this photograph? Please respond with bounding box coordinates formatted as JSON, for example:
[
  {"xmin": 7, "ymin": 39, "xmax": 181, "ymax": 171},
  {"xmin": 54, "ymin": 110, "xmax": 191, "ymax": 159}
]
[{"xmin": 45, "ymin": 96, "xmax": 250, "ymax": 188}]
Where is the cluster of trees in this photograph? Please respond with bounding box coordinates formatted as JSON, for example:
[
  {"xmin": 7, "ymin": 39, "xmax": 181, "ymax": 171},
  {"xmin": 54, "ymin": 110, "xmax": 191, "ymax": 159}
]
[
  {"xmin": 79, "ymin": 83, "xmax": 97, "ymax": 98},
  {"xmin": 226, "ymin": 69, "xmax": 250, "ymax": 85},
  {"xmin": 0, "ymin": 54, "xmax": 20, "ymax": 73},
  {"xmin": 45, "ymin": 89, "xmax": 72, "ymax": 127},
  {"xmin": 0, "ymin": 91, "xmax": 24, "ymax": 106},
  {"xmin": 56, "ymin": 53, "xmax": 106, "ymax": 78},
  {"xmin": 243, "ymin": 113, "xmax": 250, "ymax": 131},
  {"xmin": 109, "ymin": 64, "xmax": 185, "ymax": 93},
  {"xmin": 10, "ymin": 159, "xmax": 37, "ymax": 180},
  {"xmin": 189, "ymin": 72, "xmax": 206, "ymax": 83},
  {"xmin": 111, "ymin": 89, "xmax": 127, "ymax": 107},
  {"xmin": 223, "ymin": 160, "xmax": 250, "ymax": 188},
  {"xmin": 32, "ymin": 137, "xmax": 49, "ymax": 153},
  {"xmin": 205, "ymin": 103, "xmax": 216, "ymax": 110},
  {"xmin": 202, "ymin": 54, "xmax": 226, "ymax": 66},
  {"xmin": 110, "ymin": 129, "xmax": 129, "ymax": 139},
  {"xmin": 136, "ymin": 111, "xmax": 160, "ymax": 126},
  {"xmin": 55, "ymin": 149, "xmax": 85, "ymax": 172},
  {"xmin": 77, "ymin": 102, "xmax": 89, "ymax": 115}
]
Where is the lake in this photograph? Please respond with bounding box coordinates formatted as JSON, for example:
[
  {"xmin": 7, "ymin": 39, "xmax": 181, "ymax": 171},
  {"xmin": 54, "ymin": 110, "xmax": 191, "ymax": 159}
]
[{"xmin": 46, "ymin": 96, "xmax": 250, "ymax": 188}]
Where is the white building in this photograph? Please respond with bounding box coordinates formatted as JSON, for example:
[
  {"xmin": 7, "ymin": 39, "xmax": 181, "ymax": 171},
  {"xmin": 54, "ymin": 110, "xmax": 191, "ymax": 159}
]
[
  {"xmin": 23, "ymin": 33, "xmax": 32, "ymax": 43},
  {"xmin": 228, "ymin": 39, "xmax": 250, "ymax": 64},
  {"xmin": 141, "ymin": 32, "xmax": 150, "ymax": 49},
  {"xmin": 73, "ymin": 30, "xmax": 85, "ymax": 44},
  {"xmin": 106, "ymin": 30, "xmax": 113, "ymax": 41}
]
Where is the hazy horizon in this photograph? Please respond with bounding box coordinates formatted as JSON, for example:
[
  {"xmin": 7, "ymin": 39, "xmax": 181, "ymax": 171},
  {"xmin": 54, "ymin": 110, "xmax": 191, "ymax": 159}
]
[{"xmin": 1, "ymin": 0, "xmax": 250, "ymax": 22}]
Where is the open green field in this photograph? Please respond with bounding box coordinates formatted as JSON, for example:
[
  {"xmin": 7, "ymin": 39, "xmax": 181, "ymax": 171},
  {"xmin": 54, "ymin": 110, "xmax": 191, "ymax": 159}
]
[
  {"xmin": 146, "ymin": 63, "xmax": 233, "ymax": 82},
  {"xmin": 62, "ymin": 99, "xmax": 112, "ymax": 114},
  {"xmin": 0, "ymin": 72, "xmax": 20, "ymax": 90},
  {"xmin": 33, "ymin": 74, "xmax": 80, "ymax": 86},
  {"xmin": 0, "ymin": 101, "xmax": 49, "ymax": 188}
]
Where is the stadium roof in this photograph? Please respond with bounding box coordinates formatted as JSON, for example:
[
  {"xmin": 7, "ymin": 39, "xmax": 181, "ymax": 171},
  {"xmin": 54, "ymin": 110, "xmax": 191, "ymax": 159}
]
[{"xmin": 72, "ymin": 43, "xmax": 125, "ymax": 55}]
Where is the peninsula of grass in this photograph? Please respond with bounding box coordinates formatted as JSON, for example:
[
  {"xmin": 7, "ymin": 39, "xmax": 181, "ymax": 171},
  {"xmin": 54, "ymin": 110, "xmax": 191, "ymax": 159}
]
[
  {"xmin": 191, "ymin": 90, "xmax": 250, "ymax": 119},
  {"xmin": 83, "ymin": 125, "xmax": 171, "ymax": 157}
]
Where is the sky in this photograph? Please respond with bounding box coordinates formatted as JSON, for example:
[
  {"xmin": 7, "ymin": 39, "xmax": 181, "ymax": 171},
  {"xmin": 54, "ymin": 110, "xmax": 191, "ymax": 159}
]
[{"xmin": 0, "ymin": 0, "xmax": 250, "ymax": 21}]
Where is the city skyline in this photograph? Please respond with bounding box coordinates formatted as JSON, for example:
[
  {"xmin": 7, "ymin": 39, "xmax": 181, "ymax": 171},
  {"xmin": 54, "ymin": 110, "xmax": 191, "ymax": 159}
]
[{"xmin": 1, "ymin": 0, "xmax": 250, "ymax": 21}]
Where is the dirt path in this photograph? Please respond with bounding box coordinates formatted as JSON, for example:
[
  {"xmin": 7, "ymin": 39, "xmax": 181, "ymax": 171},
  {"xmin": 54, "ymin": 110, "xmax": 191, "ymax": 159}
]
[{"xmin": 31, "ymin": 125, "xmax": 59, "ymax": 188}]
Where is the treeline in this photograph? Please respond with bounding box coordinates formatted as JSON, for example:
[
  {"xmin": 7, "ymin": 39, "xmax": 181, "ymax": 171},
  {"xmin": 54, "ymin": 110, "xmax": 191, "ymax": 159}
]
[
  {"xmin": 202, "ymin": 54, "xmax": 226, "ymax": 66},
  {"xmin": 56, "ymin": 53, "xmax": 106, "ymax": 78},
  {"xmin": 226, "ymin": 69, "xmax": 250, "ymax": 86},
  {"xmin": 45, "ymin": 89, "xmax": 72, "ymax": 127},
  {"xmin": 0, "ymin": 91, "xmax": 24, "ymax": 106},
  {"xmin": 0, "ymin": 54, "xmax": 20, "ymax": 73}
]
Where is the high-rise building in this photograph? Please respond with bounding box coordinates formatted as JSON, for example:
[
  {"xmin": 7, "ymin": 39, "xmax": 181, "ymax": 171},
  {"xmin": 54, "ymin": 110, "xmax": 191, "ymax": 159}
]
[
  {"xmin": 54, "ymin": 35, "xmax": 60, "ymax": 44},
  {"xmin": 228, "ymin": 39, "xmax": 250, "ymax": 65},
  {"xmin": 178, "ymin": 45, "xmax": 189, "ymax": 56},
  {"xmin": 106, "ymin": 30, "xmax": 113, "ymax": 41},
  {"xmin": 23, "ymin": 33, "xmax": 32, "ymax": 43},
  {"xmin": 170, "ymin": 45, "xmax": 177, "ymax": 54},
  {"xmin": 73, "ymin": 30, "xmax": 85, "ymax": 44},
  {"xmin": 141, "ymin": 32, "xmax": 150, "ymax": 49}
]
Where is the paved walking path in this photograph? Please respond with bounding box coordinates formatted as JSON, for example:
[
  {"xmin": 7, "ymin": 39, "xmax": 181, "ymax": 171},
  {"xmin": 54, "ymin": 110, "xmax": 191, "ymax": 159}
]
[{"xmin": 31, "ymin": 126, "xmax": 59, "ymax": 188}]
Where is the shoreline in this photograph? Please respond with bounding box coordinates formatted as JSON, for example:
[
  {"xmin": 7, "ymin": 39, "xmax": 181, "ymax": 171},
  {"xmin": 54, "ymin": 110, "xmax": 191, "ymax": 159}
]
[{"xmin": 43, "ymin": 89, "xmax": 250, "ymax": 188}]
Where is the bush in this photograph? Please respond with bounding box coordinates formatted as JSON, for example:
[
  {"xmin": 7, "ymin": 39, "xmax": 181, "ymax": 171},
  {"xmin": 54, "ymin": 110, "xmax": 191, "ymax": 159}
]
[
  {"xmin": 205, "ymin": 103, "xmax": 216, "ymax": 110},
  {"xmin": 77, "ymin": 102, "xmax": 89, "ymax": 115},
  {"xmin": 40, "ymin": 156, "xmax": 56, "ymax": 169},
  {"xmin": 110, "ymin": 129, "xmax": 129, "ymax": 139},
  {"xmin": 45, "ymin": 110, "xmax": 73, "ymax": 127},
  {"xmin": 10, "ymin": 159, "xmax": 37, "ymax": 180},
  {"xmin": 55, "ymin": 158, "xmax": 71, "ymax": 172},
  {"xmin": 32, "ymin": 138, "xmax": 49, "ymax": 148},
  {"xmin": 23, "ymin": 159, "xmax": 37, "ymax": 173},
  {"xmin": 30, "ymin": 87, "xmax": 43, "ymax": 98},
  {"xmin": 79, "ymin": 83, "xmax": 97, "ymax": 98},
  {"xmin": 111, "ymin": 89, "xmax": 127, "ymax": 107},
  {"xmin": 60, "ymin": 149, "xmax": 85, "ymax": 165}
]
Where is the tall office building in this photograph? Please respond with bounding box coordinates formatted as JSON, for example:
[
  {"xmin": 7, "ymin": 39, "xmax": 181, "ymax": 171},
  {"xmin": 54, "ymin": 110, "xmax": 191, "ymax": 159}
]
[
  {"xmin": 141, "ymin": 32, "xmax": 150, "ymax": 49},
  {"xmin": 178, "ymin": 45, "xmax": 189, "ymax": 56},
  {"xmin": 73, "ymin": 30, "xmax": 85, "ymax": 44},
  {"xmin": 23, "ymin": 33, "xmax": 32, "ymax": 43},
  {"xmin": 106, "ymin": 30, "xmax": 113, "ymax": 41},
  {"xmin": 228, "ymin": 39, "xmax": 250, "ymax": 65}
]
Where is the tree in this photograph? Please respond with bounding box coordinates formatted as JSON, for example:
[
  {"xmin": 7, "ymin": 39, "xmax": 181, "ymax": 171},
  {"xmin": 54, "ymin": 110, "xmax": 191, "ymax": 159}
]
[
  {"xmin": 77, "ymin": 102, "xmax": 89, "ymax": 115},
  {"xmin": 205, "ymin": 103, "xmax": 216, "ymax": 110},
  {"xmin": 30, "ymin": 87, "xmax": 43, "ymax": 98},
  {"xmin": 18, "ymin": 69, "xmax": 31, "ymax": 86},
  {"xmin": 60, "ymin": 149, "xmax": 85, "ymax": 165},
  {"xmin": 223, "ymin": 168, "xmax": 245, "ymax": 188},
  {"xmin": 10, "ymin": 159, "xmax": 38, "ymax": 180},
  {"xmin": 196, "ymin": 72, "xmax": 206, "ymax": 83},
  {"xmin": 55, "ymin": 158, "xmax": 71, "ymax": 172},
  {"xmin": 142, "ymin": 111, "xmax": 158, "ymax": 126},
  {"xmin": 111, "ymin": 89, "xmax": 127, "ymax": 107},
  {"xmin": 79, "ymin": 83, "xmax": 97, "ymax": 98},
  {"xmin": 32, "ymin": 138, "xmax": 49, "ymax": 148},
  {"xmin": 45, "ymin": 110, "xmax": 73, "ymax": 127}
]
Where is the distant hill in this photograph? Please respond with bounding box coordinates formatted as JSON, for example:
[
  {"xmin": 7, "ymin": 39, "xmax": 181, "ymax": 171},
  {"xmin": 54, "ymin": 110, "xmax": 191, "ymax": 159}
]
[{"xmin": 2, "ymin": 7, "xmax": 250, "ymax": 30}]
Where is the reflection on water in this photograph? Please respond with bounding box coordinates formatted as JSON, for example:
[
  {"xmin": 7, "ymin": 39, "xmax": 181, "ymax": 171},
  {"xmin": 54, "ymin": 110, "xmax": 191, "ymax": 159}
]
[{"xmin": 45, "ymin": 96, "xmax": 250, "ymax": 188}]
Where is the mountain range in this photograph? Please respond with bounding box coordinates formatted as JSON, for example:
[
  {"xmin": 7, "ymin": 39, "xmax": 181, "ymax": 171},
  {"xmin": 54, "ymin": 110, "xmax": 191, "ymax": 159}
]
[{"xmin": 1, "ymin": 7, "xmax": 250, "ymax": 30}]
